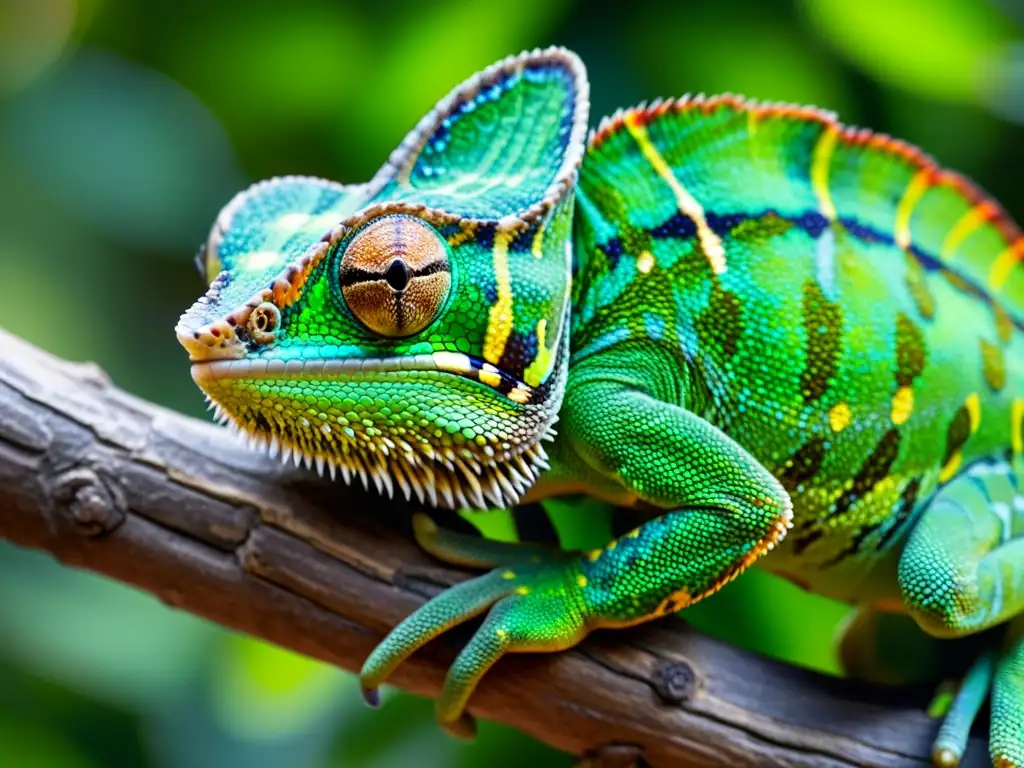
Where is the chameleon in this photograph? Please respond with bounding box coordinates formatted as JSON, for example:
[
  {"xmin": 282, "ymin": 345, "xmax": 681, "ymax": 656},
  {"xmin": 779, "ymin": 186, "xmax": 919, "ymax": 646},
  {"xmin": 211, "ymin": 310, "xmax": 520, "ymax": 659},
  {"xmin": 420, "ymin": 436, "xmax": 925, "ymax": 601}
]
[{"xmin": 176, "ymin": 48, "xmax": 1024, "ymax": 767}]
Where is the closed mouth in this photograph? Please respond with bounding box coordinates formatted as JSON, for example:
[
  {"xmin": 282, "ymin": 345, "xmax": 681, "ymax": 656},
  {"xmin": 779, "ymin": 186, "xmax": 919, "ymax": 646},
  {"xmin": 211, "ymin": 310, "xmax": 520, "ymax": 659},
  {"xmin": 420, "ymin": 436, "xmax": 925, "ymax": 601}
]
[{"xmin": 191, "ymin": 351, "xmax": 534, "ymax": 404}]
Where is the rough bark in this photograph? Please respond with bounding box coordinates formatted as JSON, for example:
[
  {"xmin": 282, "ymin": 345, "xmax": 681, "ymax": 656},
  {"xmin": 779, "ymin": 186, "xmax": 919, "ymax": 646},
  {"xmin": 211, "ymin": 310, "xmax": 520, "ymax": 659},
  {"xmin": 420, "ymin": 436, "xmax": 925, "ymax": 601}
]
[{"xmin": 0, "ymin": 328, "xmax": 989, "ymax": 767}]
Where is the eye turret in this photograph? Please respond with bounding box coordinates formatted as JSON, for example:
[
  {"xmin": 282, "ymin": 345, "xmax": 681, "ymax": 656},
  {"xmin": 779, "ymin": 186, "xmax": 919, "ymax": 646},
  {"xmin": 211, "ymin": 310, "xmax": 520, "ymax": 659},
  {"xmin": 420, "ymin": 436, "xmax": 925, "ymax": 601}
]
[{"xmin": 338, "ymin": 215, "xmax": 452, "ymax": 338}]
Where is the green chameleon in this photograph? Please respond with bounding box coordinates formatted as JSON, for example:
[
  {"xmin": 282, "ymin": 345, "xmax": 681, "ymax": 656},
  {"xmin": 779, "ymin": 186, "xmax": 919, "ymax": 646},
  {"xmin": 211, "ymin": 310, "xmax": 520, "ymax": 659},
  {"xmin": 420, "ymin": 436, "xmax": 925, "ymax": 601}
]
[{"xmin": 177, "ymin": 48, "xmax": 1024, "ymax": 767}]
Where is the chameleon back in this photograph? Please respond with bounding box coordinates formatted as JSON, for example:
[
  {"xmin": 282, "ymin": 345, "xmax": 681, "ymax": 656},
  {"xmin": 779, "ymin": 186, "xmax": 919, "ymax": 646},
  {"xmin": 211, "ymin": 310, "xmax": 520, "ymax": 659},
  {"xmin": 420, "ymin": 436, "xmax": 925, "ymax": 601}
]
[{"xmin": 571, "ymin": 98, "xmax": 1024, "ymax": 599}]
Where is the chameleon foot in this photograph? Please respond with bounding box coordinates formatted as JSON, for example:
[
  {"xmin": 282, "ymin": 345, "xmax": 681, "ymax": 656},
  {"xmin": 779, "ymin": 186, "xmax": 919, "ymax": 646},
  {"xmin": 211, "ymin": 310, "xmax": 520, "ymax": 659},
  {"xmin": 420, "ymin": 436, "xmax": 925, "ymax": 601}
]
[
  {"xmin": 991, "ymin": 625, "xmax": 1024, "ymax": 768},
  {"xmin": 929, "ymin": 648, "xmax": 996, "ymax": 767},
  {"xmin": 360, "ymin": 533, "xmax": 589, "ymax": 737}
]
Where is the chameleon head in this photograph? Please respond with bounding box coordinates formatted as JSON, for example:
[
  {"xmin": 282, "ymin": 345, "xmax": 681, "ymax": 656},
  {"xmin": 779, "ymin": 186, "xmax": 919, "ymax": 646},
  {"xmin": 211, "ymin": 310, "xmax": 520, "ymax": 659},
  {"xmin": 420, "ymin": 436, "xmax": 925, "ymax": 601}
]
[{"xmin": 176, "ymin": 48, "xmax": 588, "ymax": 509}]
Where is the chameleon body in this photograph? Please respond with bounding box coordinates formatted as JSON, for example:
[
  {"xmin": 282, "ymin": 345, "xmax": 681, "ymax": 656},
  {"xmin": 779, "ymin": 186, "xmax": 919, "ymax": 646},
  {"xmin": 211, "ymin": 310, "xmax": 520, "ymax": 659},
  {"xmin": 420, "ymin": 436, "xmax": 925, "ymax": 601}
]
[{"xmin": 177, "ymin": 49, "xmax": 1024, "ymax": 766}]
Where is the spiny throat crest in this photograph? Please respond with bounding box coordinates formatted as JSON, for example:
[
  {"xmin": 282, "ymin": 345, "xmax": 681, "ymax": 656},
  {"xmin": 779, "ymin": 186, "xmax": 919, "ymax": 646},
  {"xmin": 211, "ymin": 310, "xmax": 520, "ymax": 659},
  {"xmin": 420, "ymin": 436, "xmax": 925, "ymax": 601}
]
[{"xmin": 204, "ymin": 389, "xmax": 555, "ymax": 509}]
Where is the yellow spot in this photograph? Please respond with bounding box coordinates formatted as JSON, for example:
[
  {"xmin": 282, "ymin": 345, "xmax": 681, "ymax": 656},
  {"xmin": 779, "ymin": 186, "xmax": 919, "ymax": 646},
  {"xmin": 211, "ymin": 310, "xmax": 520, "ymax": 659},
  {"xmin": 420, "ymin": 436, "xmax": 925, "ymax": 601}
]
[
  {"xmin": 965, "ymin": 392, "xmax": 981, "ymax": 432},
  {"xmin": 483, "ymin": 225, "xmax": 517, "ymax": 363},
  {"xmin": 939, "ymin": 451, "xmax": 962, "ymax": 484},
  {"xmin": 606, "ymin": 540, "xmax": 617, "ymax": 551},
  {"xmin": 507, "ymin": 387, "xmax": 532, "ymax": 404},
  {"xmin": 890, "ymin": 386, "xmax": 914, "ymax": 425},
  {"xmin": 587, "ymin": 549, "xmax": 601, "ymax": 562},
  {"xmin": 515, "ymin": 585, "xmax": 530, "ymax": 596},
  {"xmin": 501, "ymin": 569, "xmax": 516, "ymax": 580},
  {"xmin": 524, "ymin": 318, "xmax": 553, "ymax": 388},
  {"xmin": 894, "ymin": 170, "xmax": 931, "ymax": 250},
  {"xmin": 495, "ymin": 628, "xmax": 507, "ymax": 640},
  {"xmin": 479, "ymin": 369, "xmax": 502, "ymax": 388},
  {"xmin": 242, "ymin": 251, "xmax": 282, "ymax": 271},
  {"xmin": 988, "ymin": 242, "xmax": 1024, "ymax": 292},
  {"xmin": 531, "ymin": 223, "xmax": 545, "ymax": 258},
  {"xmin": 637, "ymin": 250, "xmax": 655, "ymax": 274},
  {"xmin": 942, "ymin": 202, "xmax": 993, "ymax": 260},
  {"xmin": 624, "ymin": 114, "xmax": 726, "ymax": 275},
  {"xmin": 625, "ymin": 528, "xmax": 641, "ymax": 539},
  {"xmin": 576, "ymin": 574, "xmax": 588, "ymax": 589},
  {"xmin": 1013, "ymin": 398, "xmax": 1024, "ymax": 455},
  {"xmin": 811, "ymin": 127, "xmax": 839, "ymax": 221},
  {"xmin": 828, "ymin": 402, "xmax": 852, "ymax": 433}
]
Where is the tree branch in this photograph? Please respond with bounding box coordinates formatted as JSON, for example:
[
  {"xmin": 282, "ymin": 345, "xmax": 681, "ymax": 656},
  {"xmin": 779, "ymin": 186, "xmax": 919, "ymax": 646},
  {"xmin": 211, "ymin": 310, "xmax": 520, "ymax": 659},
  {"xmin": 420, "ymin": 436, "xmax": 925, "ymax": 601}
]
[{"xmin": 0, "ymin": 328, "xmax": 988, "ymax": 768}]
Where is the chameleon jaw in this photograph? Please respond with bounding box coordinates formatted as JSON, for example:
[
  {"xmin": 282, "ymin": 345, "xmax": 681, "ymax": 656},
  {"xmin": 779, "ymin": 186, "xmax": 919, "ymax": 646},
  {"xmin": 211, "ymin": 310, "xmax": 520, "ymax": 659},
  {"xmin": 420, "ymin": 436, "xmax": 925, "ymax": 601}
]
[{"xmin": 192, "ymin": 355, "xmax": 555, "ymax": 510}]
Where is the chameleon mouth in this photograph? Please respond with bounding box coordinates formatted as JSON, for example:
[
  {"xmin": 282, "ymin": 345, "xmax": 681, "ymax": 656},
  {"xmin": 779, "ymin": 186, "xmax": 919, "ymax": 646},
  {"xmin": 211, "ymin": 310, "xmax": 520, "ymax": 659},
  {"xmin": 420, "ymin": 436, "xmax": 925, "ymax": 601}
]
[{"xmin": 190, "ymin": 351, "xmax": 534, "ymax": 404}]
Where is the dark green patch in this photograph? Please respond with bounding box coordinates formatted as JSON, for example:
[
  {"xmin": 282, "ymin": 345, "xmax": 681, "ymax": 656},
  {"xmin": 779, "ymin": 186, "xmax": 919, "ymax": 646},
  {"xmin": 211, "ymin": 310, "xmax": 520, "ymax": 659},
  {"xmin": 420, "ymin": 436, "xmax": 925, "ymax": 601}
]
[
  {"xmin": 941, "ymin": 405, "xmax": 972, "ymax": 469},
  {"xmin": 800, "ymin": 280, "xmax": 843, "ymax": 403},
  {"xmin": 876, "ymin": 477, "xmax": 922, "ymax": 551},
  {"xmin": 894, "ymin": 312, "xmax": 927, "ymax": 388},
  {"xmin": 776, "ymin": 437, "xmax": 827, "ymax": 492},
  {"xmin": 993, "ymin": 305, "xmax": 1014, "ymax": 344},
  {"xmin": 694, "ymin": 278, "xmax": 744, "ymax": 360},
  {"xmin": 904, "ymin": 252, "xmax": 935, "ymax": 319},
  {"xmin": 827, "ymin": 429, "xmax": 902, "ymax": 520},
  {"xmin": 979, "ymin": 338, "xmax": 1006, "ymax": 391},
  {"xmin": 791, "ymin": 528, "xmax": 823, "ymax": 556},
  {"xmin": 821, "ymin": 475, "xmax": 921, "ymax": 566},
  {"xmin": 729, "ymin": 212, "xmax": 795, "ymax": 243}
]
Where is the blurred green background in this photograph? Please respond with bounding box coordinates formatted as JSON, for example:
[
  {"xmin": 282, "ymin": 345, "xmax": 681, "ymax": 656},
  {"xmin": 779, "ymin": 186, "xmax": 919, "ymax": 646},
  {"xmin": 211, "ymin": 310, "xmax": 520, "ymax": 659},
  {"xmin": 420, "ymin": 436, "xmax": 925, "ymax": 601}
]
[{"xmin": 1, "ymin": 0, "xmax": 1022, "ymax": 765}]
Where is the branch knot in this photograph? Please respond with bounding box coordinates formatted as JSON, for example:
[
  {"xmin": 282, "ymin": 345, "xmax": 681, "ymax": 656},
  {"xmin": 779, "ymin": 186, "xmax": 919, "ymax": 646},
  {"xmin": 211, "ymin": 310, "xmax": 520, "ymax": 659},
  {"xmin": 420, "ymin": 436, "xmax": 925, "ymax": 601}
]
[
  {"xmin": 653, "ymin": 658, "xmax": 698, "ymax": 705},
  {"xmin": 55, "ymin": 468, "xmax": 125, "ymax": 536}
]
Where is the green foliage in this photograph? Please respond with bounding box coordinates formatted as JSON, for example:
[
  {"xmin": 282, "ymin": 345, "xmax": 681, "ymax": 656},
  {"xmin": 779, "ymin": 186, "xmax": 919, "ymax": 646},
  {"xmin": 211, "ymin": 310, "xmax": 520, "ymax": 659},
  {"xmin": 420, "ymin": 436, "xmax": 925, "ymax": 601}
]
[{"xmin": 0, "ymin": 0, "xmax": 1021, "ymax": 765}]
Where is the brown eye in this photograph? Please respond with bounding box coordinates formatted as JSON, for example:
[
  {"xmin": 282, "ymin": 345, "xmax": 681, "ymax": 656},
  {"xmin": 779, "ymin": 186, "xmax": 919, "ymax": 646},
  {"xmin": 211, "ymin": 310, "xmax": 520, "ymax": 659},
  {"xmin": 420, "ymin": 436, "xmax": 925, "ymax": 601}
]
[
  {"xmin": 248, "ymin": 302, "xmax": 280, "ymax": 344},
  {"xmin": 338, "ymin": 215, "xmax": 452, "ymax": 338}
]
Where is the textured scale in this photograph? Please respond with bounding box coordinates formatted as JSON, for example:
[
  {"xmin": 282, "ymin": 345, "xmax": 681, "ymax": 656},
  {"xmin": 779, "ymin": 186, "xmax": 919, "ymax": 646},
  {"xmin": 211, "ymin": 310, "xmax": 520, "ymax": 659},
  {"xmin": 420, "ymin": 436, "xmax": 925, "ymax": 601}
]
[{"xmin": 178, "ymin": 50, "xmax": 1024, "ymax": 766}]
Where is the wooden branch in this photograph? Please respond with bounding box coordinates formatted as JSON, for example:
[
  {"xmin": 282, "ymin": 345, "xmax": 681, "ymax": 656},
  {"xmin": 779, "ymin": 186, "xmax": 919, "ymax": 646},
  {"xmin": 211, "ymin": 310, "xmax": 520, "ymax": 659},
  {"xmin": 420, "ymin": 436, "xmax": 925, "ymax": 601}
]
[{"xmin": 0, "ymin": 327, "xmax": 988, "ymax": 768}]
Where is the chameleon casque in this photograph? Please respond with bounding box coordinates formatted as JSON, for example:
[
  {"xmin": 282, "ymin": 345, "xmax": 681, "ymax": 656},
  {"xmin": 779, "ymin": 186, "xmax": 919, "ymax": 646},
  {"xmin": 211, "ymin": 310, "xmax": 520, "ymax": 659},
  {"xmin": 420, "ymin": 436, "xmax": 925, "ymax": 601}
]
[{"xmin": 176, "ymin": 48, "xmax": 1024, "ymax": 766}]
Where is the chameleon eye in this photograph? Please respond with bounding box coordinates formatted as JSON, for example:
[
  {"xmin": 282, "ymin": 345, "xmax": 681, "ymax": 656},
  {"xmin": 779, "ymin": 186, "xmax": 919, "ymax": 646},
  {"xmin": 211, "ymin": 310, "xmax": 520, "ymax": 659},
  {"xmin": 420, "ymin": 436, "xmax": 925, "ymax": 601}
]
[{"xmin": 338, "ymin": 215, "xmax": 452, "ymax": 338}]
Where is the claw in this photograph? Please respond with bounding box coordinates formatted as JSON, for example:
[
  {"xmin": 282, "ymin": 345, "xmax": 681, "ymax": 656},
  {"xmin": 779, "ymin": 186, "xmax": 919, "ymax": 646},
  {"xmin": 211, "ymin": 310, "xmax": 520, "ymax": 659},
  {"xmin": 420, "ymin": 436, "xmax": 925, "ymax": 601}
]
[{"xmin": 360, "ymin": 685, "xmax": 381, "ymax": 708}]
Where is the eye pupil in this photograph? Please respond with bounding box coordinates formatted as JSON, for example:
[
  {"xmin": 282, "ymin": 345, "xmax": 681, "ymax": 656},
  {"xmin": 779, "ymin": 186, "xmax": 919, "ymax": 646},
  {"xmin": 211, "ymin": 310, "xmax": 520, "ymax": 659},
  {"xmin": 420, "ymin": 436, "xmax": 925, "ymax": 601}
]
[
  {"xmin": 338, "ymin": 215, "xmax": 451, "ymax": 338},
  {"xmin": 385, "ymin": 259, "xmax": 410, "ymax": 291}
]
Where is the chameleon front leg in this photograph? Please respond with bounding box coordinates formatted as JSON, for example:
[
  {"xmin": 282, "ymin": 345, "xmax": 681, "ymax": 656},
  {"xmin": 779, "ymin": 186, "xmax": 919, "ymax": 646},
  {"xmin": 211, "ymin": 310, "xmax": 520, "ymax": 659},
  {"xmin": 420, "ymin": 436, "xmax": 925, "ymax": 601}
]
[{"xmin": 360, "ymin": 380, "xmax": 792, "ymax": 732}]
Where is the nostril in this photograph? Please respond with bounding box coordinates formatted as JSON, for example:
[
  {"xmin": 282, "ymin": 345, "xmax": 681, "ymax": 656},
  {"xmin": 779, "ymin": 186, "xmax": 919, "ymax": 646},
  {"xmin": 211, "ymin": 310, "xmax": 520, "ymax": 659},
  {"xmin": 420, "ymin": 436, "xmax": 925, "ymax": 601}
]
[{"xmin": 176, "ymin": 322, "xmax": 245, "ymax": 361}]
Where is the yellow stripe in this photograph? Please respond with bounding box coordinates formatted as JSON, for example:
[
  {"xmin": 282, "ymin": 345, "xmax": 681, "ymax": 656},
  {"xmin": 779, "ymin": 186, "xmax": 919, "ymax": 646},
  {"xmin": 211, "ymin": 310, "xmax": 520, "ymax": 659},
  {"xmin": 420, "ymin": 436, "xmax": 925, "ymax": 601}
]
[
  {"xmin": 523, "ymin": 318, "xmax": 553, "ymax": 388},
  {"xmin": 941, "ymin": 202, "xmax": 992, "ymax": 260},
  {"xmin": 530, "ymin": 222, "xmax": 545, "ymax": 259},
  {"xmin": 965, "ymin": 392, "xmax": 981, "ymax": 433},
  {"xmin": 1011, "ymin": 398, "xmax": 1024, "ymax": 455},
  {"xmin": 811, "ymin": 127, "xmax": 839, "ymax": 221},
  {"xmin": 624, "ymin": 114, "xmax": 727, "ymax": 275},
  {"xmin": 894, "ymin": 170, "xmax": 931, "ymax": 250},
  {"xmin": 938, "ymin": 451, "xmax": 962, "ymax": 484},
  {"xmin": 989, "ymin": 243, "xmax": 1023, "ymax": 292},
  {"xmin": 483, "ymin": 227, "xmax": 516, "ymax": 364}
]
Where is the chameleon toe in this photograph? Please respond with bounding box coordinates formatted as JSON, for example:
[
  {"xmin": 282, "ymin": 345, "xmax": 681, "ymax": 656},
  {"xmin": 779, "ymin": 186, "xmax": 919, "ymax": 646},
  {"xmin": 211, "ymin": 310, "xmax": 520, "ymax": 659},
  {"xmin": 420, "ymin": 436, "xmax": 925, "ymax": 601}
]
[{"xmin": 412, "ymin": 512, "xmax": 561, "ymax": 569}]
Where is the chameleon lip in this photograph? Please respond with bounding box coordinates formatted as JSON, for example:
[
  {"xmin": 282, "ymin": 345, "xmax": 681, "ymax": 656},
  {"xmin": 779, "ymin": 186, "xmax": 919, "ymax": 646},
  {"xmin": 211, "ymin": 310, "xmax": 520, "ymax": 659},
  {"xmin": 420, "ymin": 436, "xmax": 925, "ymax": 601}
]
[{"xmin": 190, "ymin": 352, "xmax": 534, "ymax": 403}]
